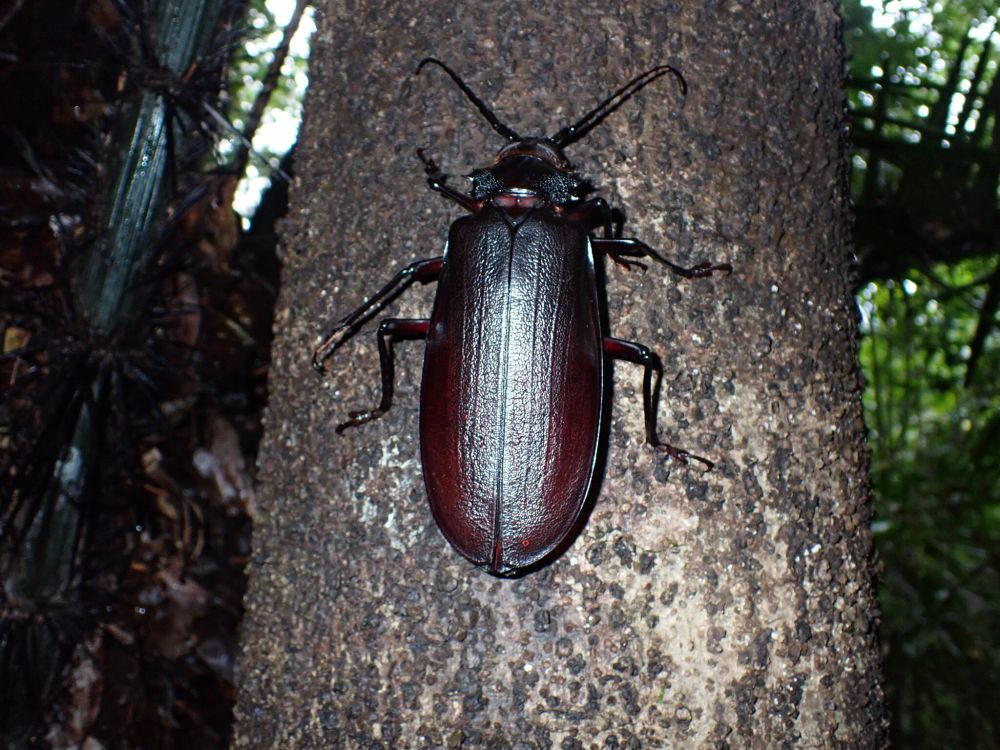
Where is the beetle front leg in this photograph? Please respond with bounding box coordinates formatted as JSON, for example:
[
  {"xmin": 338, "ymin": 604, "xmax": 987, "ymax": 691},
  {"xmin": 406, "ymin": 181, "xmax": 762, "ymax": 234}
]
[
  {"xmin": 312, "ymin": 257, "xmax": 442, "ymax": 372},
  {"xmin": 336, "ymin": 318, "xmax": 430, "ymax": 433},
  {"xmin": 417, "ymin": 149, "xmax": 482, "ymax": 213},
  {"xmin": 603, "ymin": 337, "xmax": 714, "ymax": 470},
  {"xmin": 593, "ymin": 238, "xmax": 732, "ymax": 279},
  {"xmin": 564, "ymin": 199, "xmax": 648, "ymax": 271}
]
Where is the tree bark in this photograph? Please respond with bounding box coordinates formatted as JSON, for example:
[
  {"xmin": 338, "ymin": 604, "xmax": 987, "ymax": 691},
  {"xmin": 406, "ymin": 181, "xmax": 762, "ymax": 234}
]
[{"xmin": 235, "ymin": 1, "xmax": 887, "ymax": 746}]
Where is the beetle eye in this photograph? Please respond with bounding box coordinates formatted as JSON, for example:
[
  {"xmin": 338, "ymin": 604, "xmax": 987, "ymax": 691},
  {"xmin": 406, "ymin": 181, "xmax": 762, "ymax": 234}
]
[{"xmin": 470, "ymin": 169, "xmax": 503, "ymax": 200}]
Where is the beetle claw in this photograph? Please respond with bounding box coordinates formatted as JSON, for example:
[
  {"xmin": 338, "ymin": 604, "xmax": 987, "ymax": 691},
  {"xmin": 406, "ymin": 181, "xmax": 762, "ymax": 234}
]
[
  {"xmin": 655, "ymin": 444, "xmax": 714, "ymax": 471},
  {"xmin": 417, "ymin": 148, "xmax": 444, "ymax": 180},
  {"xmin": 609, "ymin": 253, "xmax": 648, "ymax": 273},
  {"xmin": 335, "ymin": 409, "xmax": 384, "ymax": 434},
  {"xmin": 674, "ymin": 261, "xmax": 732, "ymax": 279},
  {"xmin": 697, "ymin": 261, "xmax": 732, "ymax": 277},
  {"xmin": 312, "ymin": 325, "xmax": 352, "ymax": 374},
  {"xmin": 311, "ymin": 353, "xmax": 328, "ymax": 375}
]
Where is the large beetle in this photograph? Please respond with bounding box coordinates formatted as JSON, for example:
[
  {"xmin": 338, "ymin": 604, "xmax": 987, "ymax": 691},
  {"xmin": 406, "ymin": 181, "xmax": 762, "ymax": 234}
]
[{"xmin": 313, "ymin": 59, "xmax": 729, "ymax": 575}]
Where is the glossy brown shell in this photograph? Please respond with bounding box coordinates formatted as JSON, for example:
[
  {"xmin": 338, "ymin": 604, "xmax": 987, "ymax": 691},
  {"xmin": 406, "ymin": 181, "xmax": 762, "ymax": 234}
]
[{"xmin": 419, "ymin": 204, "xmax": 603, "ymax": 574}]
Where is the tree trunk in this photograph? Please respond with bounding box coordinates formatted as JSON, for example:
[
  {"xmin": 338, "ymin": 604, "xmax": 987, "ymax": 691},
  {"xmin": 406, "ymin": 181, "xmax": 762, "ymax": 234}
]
[{"xmin": 235, "ymin": 1, "xmax": 887, "ymax": 746}]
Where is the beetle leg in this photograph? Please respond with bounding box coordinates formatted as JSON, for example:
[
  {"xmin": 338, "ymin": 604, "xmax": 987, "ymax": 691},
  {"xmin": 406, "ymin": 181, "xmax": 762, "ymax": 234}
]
[
  {"xmin": 603, "ymin": 337, "xmax": 714, "ymax": 470},
  {"xmin": 336, "ymin": 318, "xmax": 430, "ymax": 433},
  {"xmin": 417, "ymin": 148, "xmax": 481, "ymax": 212},
  {"xmin": 593, "ymin": 238, "xmax": 732, "ymax": 279},
  {"xmin": 564, "ymin": 197, "xmax": 617, "ymax": 238},
  {"xmin": 606, "ymin": 253, "xmax": 648, "ymax": 273},
  {"xmin": 312, "ymin": 257, "xmax": 442, "ymax": 372},
  {"xmin": 565, "ymin": 200, "xmax": 648, "ymax": 270}
]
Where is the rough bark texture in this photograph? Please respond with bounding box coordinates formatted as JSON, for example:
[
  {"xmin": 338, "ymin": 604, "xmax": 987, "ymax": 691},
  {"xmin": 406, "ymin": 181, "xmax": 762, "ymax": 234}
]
[{"xmin": 235, "ymin": 1, "xmax": 888, "ymax": 747}]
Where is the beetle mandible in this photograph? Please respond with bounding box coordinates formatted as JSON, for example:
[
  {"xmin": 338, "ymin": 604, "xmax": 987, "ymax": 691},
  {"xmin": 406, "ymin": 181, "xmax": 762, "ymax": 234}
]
[{"xmin": 313, "ymin": 59, "xmax": 730, "ymax": 575}]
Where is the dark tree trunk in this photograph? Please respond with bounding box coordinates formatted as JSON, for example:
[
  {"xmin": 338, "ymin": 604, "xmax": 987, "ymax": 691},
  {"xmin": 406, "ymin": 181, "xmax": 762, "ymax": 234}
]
[{"xmin": 235, "ymin": 1, "xmax": 887, "ymax": 746}]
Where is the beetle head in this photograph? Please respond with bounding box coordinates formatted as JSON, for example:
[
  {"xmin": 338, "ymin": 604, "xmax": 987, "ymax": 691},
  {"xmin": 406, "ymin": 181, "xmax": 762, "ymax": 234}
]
[
  {"xmin": 416, "ymin": 59, "xmax": 685, "ymax": 205},
  {"xmin": 468, "ymin": 138, "xmax": 591, "ymax": 203}
]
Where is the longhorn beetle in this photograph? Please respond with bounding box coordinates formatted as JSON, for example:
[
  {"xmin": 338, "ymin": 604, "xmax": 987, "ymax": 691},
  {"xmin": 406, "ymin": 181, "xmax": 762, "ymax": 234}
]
[{"xmin": 313, "ymin": 59, "xmax": 730, "ymax": 575}]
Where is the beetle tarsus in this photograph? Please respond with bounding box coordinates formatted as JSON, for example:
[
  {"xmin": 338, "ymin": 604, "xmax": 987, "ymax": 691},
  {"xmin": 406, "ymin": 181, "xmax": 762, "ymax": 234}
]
[
  {"xmin": 330, "ymin": 317, "xmax": 430, "ymax": 433},
  {"xmin": 654, "ymin": 443, "xmax": 715, "ymax": 471},
  {"xmin": 336, "ymin": 409, "xmax": 384, "ymax": 434},
  {"xmin": 312, "ymin": 325, "xmax": 351, "ymax": 373},
  {"xmin": 603, "ymin": 337, "xmax": 717, "ymax": 473},
  {"xmin": 417, "ymin": 149, "xmax": 482, "ymax": 212},
  {"xmin": 417, "ymin": 148, "xmax": 443, "ymax": 180},
  {"xmin": 671, "ymin": 260, "xmax": 733, "ymax": 279},
  {"xmin": 608, "ymin": 253, "xmax": 648, "ymax": 273}
]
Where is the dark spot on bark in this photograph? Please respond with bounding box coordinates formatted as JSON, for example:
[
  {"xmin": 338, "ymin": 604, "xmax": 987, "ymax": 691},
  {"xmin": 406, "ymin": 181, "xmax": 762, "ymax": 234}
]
[
  {"xmin": 511, "ymin": 682, "xmax": 528, "ymax": 710},
  {"xmin": 462, "ymin": 689, "xmax": 486, "ymax": 714},
  {"xmin": 567, "ymin": 655, "xmax": 586, "ymax": 675},
  {"xmin": 613, "ymin": 655, "xmax": 638, "ymax": 676},
  {"xmin": 796, "ymin": 619, "xmax": 812, "ymax": 642},
  {"xmin": 652, "ymin": 458, "xmax": 672, "ymax": 484},
  {"xmin": 319, "ymin": 707, "xmax": 338, "ymax": 731},
  {"xmin": 524, "ymin": 667, "xmax": 540, "ymax": 688},
  {"xmin": 639, "ymin": 551, "xmax": 656, "ymax": 574},
  {"xmin": 587, "ymin": 542, "xmax": 604, "ymax": 567},
  {"xmin": 704, "ymin": 565, "xmax": 719, "ymax": 589},
  {"xmin": 612, "ymin": 537, "xmax": 633, "ymax": 567},
  {"xmin": 609, "ymin": 605, "xmax": 628, "ymax": 628},
  {"xmin": 699, "ymin": 134, "xmax": 721, "ymax": 160},
  {"xmin": 620, "ymin": 682, "xmax": 641, "ymax": 716},
  {"xmin": 707, "ymin": 626, "xmax": 726, "ymax": 654},
  {"xmin": 532, "ymin": 726, "xmax": 552, "ymax": 749},
  {"xmin": 685, "ymin": 479, "xmax": 708, "ymax": 503},
  {"xmin": 660, "ymin": 582, "xmax": 678, "ymax": 605},
  {"xmin": 534, "ymin": 609, "xmax": 552, "ymax": 633}
]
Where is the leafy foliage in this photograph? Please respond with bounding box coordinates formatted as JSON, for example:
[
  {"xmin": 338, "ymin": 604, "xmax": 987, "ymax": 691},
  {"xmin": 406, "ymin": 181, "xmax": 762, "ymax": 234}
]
[
  {"xmin": 224, "ymin": 0, "xmax": 313, "ymax": 217},
  {"xmin": 858, "ymin": 264, "xmax": 1000, "ymax": 747},
  {"xmin": 847, "ymin": 0, "xmax": 999, "ymax": 282},
  {"xmin": 846, "ymin": 1, "xmax": 1000, "ymax": 746}
]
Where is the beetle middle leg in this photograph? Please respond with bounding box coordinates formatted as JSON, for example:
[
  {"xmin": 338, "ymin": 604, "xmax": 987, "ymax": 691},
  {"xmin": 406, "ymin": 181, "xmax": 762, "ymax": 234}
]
[
  {"xmin": 566, "ymin": 199, "xmax": 695, "ymax": 273},
  {"xmin": 603, "ymin": 337, "xmax": 714, "ymax": 470},
  {"xmin": 594, "ymin": 238, "xmax": 731, "ymax": 279},
  {"xmin": 335, "ymin": 318, "xmax": 429, "ymax": 433},
  {"xmin": 564, "ymin": 197, "xmax": 618, "ymax": 239}
]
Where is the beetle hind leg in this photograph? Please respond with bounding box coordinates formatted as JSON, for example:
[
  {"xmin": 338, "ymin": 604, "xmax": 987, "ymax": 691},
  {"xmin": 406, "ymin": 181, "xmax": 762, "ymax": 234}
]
[
  {"xmin": 335, "ymin": 318, "xmax": 430, "ymax": 434},
  {"xmin": 603, "ymin": 337, "xmax": 714, "ymax": 470}
]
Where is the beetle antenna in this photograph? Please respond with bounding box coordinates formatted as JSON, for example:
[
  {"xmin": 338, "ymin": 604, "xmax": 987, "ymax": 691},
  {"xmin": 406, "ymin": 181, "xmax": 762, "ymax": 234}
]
[
  {"xmin": 416, "ymin": 57, "xmax": 522, "ymax": 142},
  {"xmin": 550, "ymin": 65, "xmax": 687, "ymax": 147}
]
